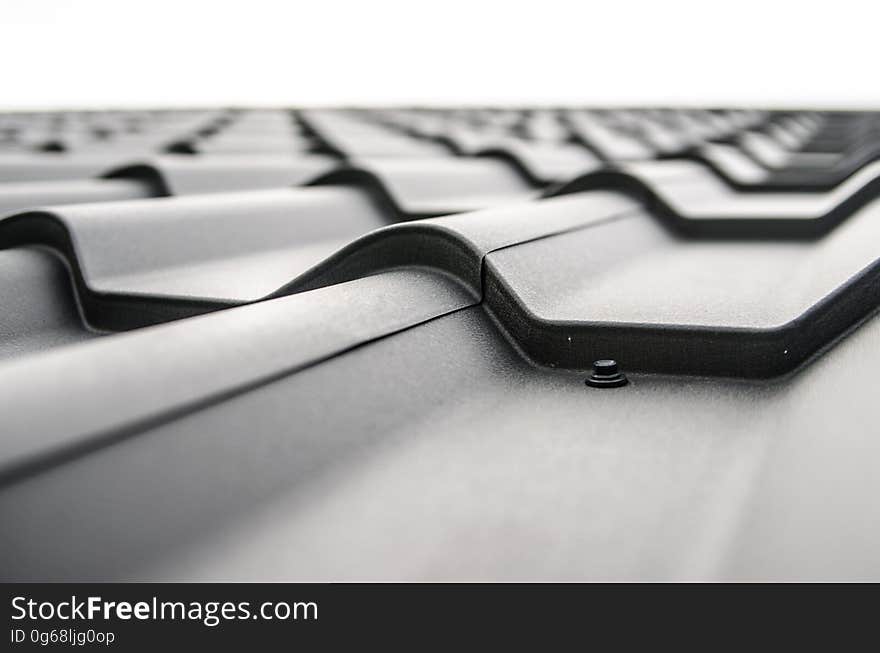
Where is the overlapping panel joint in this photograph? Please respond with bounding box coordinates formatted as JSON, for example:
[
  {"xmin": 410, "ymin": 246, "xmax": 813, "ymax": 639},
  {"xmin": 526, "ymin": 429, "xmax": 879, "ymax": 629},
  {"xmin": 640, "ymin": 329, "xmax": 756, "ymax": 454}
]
[
  {"xmin": 1, "ymin": 105, "xmax": 879, "ymax": 388},
  {"xmin": 6, "ymin": 106, "xmax": 880, "ymax": 582}
]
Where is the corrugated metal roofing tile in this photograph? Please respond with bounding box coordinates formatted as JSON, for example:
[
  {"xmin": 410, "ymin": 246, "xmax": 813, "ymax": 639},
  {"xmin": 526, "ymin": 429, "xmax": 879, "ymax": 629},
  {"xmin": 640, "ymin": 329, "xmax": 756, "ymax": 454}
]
[
  {"xmin": 311, "ymin": 156, "xmax": 538, "ymax": 215},
  {"xmin": 0, "ymin": 249, "xmax": 94, "ymax": 360},
  {"xmin": 0, "ymin": 268, "xmax": 472, "ymax": 480},
  {"xmin": 0, "ymin": 186, "xmax": 389, "ymax": 316},
  {"xmin": 2, "ymin": 106, "xmax": 880, "ymax": 581},
  {"xmin": 483, "ymin": 199, "xmax": 880, "ymax": 376},
  {"xmin": 105, "ymin": 154, "xmax": 338, "ymax": 195}
]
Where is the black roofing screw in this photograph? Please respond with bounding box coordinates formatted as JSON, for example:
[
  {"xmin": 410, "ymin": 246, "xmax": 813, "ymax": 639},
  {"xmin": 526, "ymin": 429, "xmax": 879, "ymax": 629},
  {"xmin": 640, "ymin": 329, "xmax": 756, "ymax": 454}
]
[{"xmin": 585, "ymin": 359, "xmax": 628, "ymax": 388}]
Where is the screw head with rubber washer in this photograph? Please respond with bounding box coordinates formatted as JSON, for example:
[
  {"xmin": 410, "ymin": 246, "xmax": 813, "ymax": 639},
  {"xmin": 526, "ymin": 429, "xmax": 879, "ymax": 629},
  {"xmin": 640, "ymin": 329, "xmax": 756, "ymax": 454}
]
[{"xmin": 585, "ymin": 359, "xmax": 628, "ymax": 388}]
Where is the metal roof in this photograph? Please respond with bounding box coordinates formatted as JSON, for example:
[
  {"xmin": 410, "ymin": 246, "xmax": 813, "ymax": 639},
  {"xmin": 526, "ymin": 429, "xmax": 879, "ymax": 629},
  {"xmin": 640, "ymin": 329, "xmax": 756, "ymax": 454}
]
[{"xmin": 1, "ymin": 107, "xmax": 879, "ymax": 580}]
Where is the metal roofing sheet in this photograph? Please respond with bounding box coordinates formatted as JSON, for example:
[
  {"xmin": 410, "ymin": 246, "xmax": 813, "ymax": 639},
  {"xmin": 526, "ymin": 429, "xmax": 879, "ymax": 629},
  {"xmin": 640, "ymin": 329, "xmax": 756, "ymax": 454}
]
[{"xmin": 1, "ymin": 106, "xmax": 879, "ymax": 581}]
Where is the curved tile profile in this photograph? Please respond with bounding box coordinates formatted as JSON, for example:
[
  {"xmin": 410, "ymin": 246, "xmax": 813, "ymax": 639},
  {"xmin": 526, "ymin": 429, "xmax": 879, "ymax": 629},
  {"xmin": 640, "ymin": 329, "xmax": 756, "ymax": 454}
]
[
  {"xmin": 472, "ymin": 142, "xmax": 601, "ymax": 186},
  {"xmin": 672, "ymin": 144, "xmax": 775, "ymax": 188},
  {"xmin": 669, "ymin": 143, "xmax": 880, "ymax": 193},
  {"xmin": 483, "ymin": 202, "xmax": 880, "ymax": 377},
  {"xmin": 102, "ymin": 154, "xmax": 337, "ymax": 195},
  {"xmin": 2, "ymin": 176, "xmax": 879, "ymax": 380},
  {"xmin": 4, "ymin": 105, "xmax": 880, "ymax": 384},
  {"xmin": 31, "ymin": 111, "xmax": 233, "ymax": 158},
  {"xmin": 399, "ymin": 124, "xmax": 602, "ymax": 186},
  {"xmin": 761, "ymin": 144, "xmax": 880, "ymax": 190},
  {"xmin": 0, "ymin": 186, "xmax": 392, "ymax": 329},
  {"xmin": 308, "ymin": 156, "xmax": 539, "ymax": 217},
  {"xmin": 549, "ymin": 159, "xmax": 880, "ymax": 237},
  {"xmin": 0, "ymin": 268, "xmax": 474, "ymax": 482},
  {"xmin": 300, "ymin": 110, "xmax": 451, "ymax": 158},
  {"xmin": 736, "ymin": 130, "xmax": 839, "ymax": 170},
  {"xmin": 273, "ymin": 191, "xmax": 639, "ymax": 296},
  {"xmin": 0, "ymin": 189, "xmax": 636, "ymax": 327},
  {"xmin": 9, "ymin": 107, "xmax": 880, "ymax": 583},
  {"xmin": 360, "ymin": 111, "xmax": 604, "ymax": 186},
  {"xmin": 0, "ymin": 248, "xmax": 97, "ymax": 360},
  {"xmin": 274, "ymin": 189, "xmax": 880, "ymax": 378},
  {"xmin": 563, "ymin": 111, "xmax": 658, "ymax": 161},
  {"xmin": 0, "ymin": 192, "xmax": 640, "ymax": 479},
  {"xmin": 0, "ymin": 116, "xmax": 333, "ymax": 215}
]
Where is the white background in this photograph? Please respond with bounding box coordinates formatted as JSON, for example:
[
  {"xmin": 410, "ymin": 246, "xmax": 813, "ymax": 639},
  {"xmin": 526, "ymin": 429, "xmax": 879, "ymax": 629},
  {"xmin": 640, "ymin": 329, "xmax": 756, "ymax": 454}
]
[{"xmin": 2, "ymin": 0, "xmax": 877, "ymax": 109}]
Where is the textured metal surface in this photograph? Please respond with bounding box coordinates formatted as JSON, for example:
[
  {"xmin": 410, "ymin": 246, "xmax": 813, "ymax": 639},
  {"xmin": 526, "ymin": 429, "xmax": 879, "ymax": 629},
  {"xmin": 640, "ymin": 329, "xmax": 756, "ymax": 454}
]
[
  {"xmin": 1, "ymin": 107, "xmax": 880, "ymax": 581},
  {"xmin": 3, "ymin": 305, "xmax": 878, "ymax": 581},
  {"xmin": 5, "ymin": 187, "xmax": 389, "ymax": 302},
  {"xmin": 0, "ymin": 269, "xmax": 472, "ymax": 478},
  {"xmin": 0, "ymin": 249, "xmax": 94, "ymax": 359}
]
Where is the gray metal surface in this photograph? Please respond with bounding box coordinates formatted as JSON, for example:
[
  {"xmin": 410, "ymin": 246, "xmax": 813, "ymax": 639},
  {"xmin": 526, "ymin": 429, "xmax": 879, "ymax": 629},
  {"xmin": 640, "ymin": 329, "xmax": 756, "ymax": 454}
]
[
  {"xmin": 0, "ymin": 269, "xmax": 472, "ymax": 478},
  {"xmin": 486, "ymin": 200, "xmax": 880, "ymax": 329},
  {"xmin": 0, "ymin": 248, "xmax": 94, "ymax": 360},
  {"xmin": 2, "ymin": 305, "xmax": 878, "ymax": 581},
  {"xmin": 1, "ymin": 107, "xmax": 879, "ymax": 582},
  {"xmin": 10, "ymin": 187, "xmax": 389, "ymax": 302}
]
